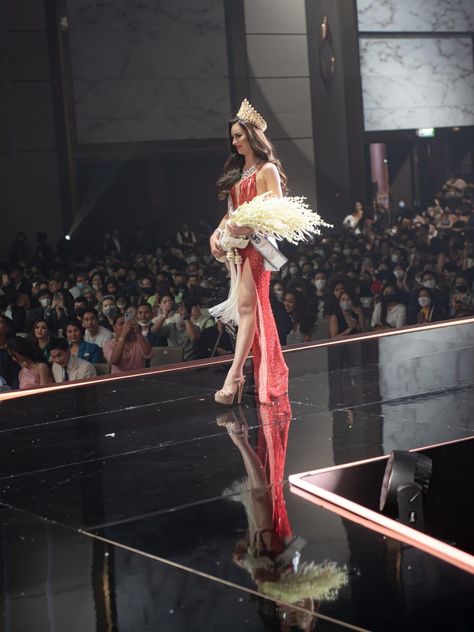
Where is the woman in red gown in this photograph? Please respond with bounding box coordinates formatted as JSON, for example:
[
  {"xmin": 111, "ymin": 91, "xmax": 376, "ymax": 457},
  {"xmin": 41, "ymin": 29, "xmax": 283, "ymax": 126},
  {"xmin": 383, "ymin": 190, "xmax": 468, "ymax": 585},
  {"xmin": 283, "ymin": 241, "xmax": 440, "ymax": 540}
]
[{"xmin": 210, "ymin": 100, "xmax": 289, "ymax": 404}]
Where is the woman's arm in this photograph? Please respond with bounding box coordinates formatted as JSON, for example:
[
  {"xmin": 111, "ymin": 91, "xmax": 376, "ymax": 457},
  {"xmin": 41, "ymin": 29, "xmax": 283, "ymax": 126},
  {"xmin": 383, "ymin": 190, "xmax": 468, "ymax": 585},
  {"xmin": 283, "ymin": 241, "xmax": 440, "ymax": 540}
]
[
  {"xmin": 260, "ymin": 162, "xmax": 283, "ymax": 197},
  {"xmin": 210, "ymin": 212, "xmax": 229, "ymax": 258},
  {"xmin": 38, "ymin": 363, "xmax": 53, "ymax": 385}
]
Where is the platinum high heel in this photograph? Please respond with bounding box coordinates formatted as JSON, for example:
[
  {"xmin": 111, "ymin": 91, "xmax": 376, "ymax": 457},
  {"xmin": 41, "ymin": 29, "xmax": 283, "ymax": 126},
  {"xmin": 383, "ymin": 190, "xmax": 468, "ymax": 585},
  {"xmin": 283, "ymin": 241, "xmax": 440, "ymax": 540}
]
[{"xmin": 214, "ymin": 376, "xmax": 246, "ymax": 406}]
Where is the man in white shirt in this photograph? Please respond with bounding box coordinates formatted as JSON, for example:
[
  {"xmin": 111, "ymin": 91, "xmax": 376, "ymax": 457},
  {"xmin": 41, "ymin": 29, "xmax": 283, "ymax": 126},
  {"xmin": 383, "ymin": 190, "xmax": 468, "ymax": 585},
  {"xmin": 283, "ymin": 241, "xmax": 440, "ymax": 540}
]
[
  {"xmin": 49, "ymin": 337, "xmax": 97, "ymax": 383},
  {"xmin": 82, "ymin": 308, "xmax": 114, "ymax": 347}
]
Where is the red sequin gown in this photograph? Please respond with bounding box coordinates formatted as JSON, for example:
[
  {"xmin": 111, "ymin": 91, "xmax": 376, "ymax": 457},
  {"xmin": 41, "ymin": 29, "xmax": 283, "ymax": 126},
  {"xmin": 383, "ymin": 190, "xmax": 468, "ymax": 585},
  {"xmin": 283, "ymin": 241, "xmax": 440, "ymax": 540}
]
[{"xmin": 230, "ymin": 171, "xmax": 289, "ymax": 404}]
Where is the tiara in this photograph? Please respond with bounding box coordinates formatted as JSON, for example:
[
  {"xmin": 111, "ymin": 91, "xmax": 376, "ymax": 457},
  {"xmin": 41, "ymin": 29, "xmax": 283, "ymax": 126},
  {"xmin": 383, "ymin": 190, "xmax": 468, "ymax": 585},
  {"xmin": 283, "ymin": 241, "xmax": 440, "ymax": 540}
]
[{"xmin": 236, "ymin": 98, "xmax": 267, "ymax": 132}]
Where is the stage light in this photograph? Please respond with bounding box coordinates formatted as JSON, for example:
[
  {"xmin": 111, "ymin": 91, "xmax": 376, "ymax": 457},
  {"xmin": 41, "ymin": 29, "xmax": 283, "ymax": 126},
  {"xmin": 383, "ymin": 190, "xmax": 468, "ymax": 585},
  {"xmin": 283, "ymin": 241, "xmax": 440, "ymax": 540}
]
[
  {"xmin": 65, "ymin": 234, "xmax": 71, "ymax": 241},
  {"xmin": 416, "ymin": 128, "xmax": 435, "ymax": 138},
  {"xmin": 379, "ymin": 450, "xmax": 432, "ymax": 530}
]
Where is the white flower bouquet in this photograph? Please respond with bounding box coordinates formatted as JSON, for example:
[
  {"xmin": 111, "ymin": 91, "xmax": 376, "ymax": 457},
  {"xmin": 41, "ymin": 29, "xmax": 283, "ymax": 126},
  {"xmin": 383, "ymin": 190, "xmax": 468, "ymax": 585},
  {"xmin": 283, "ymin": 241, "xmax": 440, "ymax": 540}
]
[{"xmin": 229, "ymin": 192, "xmax": 332, "ymax": 244}]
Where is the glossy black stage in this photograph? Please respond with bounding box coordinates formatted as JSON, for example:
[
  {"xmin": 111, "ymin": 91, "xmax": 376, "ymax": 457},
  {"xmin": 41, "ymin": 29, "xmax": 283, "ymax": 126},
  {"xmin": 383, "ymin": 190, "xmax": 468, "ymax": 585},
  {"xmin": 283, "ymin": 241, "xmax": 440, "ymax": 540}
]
[{"xmin": 1, "ymin": 321, "xmax": 474, "ymax": 632}]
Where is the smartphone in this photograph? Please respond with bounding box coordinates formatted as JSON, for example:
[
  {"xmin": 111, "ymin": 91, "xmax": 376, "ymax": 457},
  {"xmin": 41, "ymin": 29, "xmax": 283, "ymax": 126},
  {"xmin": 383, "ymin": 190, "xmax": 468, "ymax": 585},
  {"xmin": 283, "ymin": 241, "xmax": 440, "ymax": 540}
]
[{"xmin": 125, "ymin": 312, "xmax": 133, "ymax": 321}]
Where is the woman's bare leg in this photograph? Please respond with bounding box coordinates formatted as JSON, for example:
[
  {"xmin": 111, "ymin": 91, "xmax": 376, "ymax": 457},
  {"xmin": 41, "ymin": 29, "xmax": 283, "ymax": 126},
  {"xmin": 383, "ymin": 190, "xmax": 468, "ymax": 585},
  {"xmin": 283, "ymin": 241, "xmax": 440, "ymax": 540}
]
[{"xmin": 226, "ymin": 258, "xmax": 257, "ymax": 381}]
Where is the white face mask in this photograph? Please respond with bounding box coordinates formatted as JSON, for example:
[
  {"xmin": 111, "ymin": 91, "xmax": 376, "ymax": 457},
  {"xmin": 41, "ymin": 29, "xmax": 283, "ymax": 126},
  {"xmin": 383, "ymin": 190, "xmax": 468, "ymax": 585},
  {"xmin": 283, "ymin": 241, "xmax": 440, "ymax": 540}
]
[
  {"xmin": 391, "ymin": 254, "xmax": 399, "ymax": 263},
  {"xmin": 418, "ymin": 296, "xmax": 431, "ymax": 307},
  {"xmin": 343, "ymin": 248, "xmax": 351, "ymax": 257},
  {"xmin": 422, "ymin": 279, "xmax": 435, "ymax": 289},
  {"xmin": 273, "ymin": 289, "xmax": 284, "ymax": 300},
  {"xmin": 340, "ymin": 300, "xmax": 352, "ymax": 311},
  {"xmin": 39, "ymin": 297, "xmax": 51, "ymax": 308},
  {"xmin": 394, "ymin": 269, "xmax": 404, "ymax": 280},
  {"xmin": 138, "ymin": 319, "xmax": 152, "ymax": 327},
  {"xmin": 315, "ymin": 279, "xmax": 326, "ymax": 290},
  {"xmin": 289, "ymin": 265, "xmax": 298, "ymax": 274}
]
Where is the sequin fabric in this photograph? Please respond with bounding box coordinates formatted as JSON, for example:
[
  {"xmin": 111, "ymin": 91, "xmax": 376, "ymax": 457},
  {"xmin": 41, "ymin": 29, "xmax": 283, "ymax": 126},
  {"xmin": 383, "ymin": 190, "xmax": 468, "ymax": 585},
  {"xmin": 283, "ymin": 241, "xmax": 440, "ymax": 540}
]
[
  {"xmin": 257, "ymin": 396, "xmax": 292, "ymax": 540},
  {"xmin": 230, "ymin": 172, "xmax": 289, "ymax": 403}
]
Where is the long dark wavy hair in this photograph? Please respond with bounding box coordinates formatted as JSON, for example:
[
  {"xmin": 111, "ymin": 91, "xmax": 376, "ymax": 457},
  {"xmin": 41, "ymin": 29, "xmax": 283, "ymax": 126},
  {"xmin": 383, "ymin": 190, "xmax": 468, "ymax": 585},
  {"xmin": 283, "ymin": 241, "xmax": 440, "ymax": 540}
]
[{"xmin": 216, "ymin": 117, "xmax": 287, "ymax": 201}]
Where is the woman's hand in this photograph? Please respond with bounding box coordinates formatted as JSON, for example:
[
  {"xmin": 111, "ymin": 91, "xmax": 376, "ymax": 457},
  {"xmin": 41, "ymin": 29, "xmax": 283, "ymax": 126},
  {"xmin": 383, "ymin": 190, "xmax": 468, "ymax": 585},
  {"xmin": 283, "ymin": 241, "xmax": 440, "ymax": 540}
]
[
  {"xmin": 210, "ymin": 231, "xmax": 226, "ymax": 259},
  {"xmin": 226, "ymin": 221, "xmax": 254, "ymax": 238}
]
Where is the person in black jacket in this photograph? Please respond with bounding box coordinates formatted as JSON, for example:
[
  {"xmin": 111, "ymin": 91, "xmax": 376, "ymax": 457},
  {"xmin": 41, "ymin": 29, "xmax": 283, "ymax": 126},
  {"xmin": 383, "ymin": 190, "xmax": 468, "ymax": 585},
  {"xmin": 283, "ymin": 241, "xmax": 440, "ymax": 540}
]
[{"xmin": 0, "ymin": 315, "xmax": 20, "ymax": 388}]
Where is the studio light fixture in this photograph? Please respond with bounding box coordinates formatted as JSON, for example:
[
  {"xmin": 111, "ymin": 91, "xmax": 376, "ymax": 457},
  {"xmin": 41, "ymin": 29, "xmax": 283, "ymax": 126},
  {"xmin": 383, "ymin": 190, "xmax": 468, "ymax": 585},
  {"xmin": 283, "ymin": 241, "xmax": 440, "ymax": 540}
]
[
  {"xmin": 65, "ymin": 234, "xmax": 71, "ymax": 241},
  {"xmin": 379, "ymin": 450, "xmax": 433, "ymax": 531}
]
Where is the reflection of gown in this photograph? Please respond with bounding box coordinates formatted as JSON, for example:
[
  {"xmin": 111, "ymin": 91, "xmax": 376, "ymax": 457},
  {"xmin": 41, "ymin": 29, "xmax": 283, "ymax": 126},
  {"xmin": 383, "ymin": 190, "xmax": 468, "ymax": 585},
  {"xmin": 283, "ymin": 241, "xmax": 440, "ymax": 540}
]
[
  {"xmin": 230, "ymin": 172, "xmax": 289, "ymax": 404},
  {"xmin": 256, "ymin": 396, "xmax": 293, "ymax": 541}
]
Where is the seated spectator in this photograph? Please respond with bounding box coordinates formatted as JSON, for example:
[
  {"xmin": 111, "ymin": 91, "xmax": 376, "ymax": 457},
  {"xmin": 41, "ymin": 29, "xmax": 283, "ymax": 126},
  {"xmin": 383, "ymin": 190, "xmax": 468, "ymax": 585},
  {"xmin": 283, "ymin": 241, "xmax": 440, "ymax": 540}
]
[
  {"xmin": 371, "ymin": 284, "xmax": 407, "ymax": 330},
  {"xmin": 416, "ymin": 288, "xmax": 445, "ymax": 324},
  {"xmin": 312, "ymin": 271, "xmax": 328, "ymax": 319},
  {"xmin": 99, "ymin": 295, "xmax": 118, "ymax": 331},
  {"xmin": 136, "ymin": 302, "xmax": 167, "ymax": 346},
  {"xmin": 283, "ymin": 291, "xmax": 317, "ymax": 344},
  {"xmin": 2, "ymin": 286, "xmax": 27, "ymax": 333},
  {"xmin": 329, "ymin": 290, "xmax": 364, "ymax": 338},
  {"xmin": 49, "ymin": 337, "xmax": 97, "ymax": 383},
  {"xmin": 65, "ymin": 320, "xmax": 103, "ymax": 363},
  {"xmin": 45, "ymin": 291, "xmax": 74, "ymax": 335},
  {"xmin": 0, "ymin": 375, "xmax": 11, "ymax": 392},
  {"xmin": 25, "ymin": 289, "xmax": 52, "ymax": 330},
  {"xmin": 73, "ymin": 295, "xmax": 89, "ymax": 317},
  {"xmin": 186, "ymin": 296, "xmax": 214, "ymax": 332},
  {"xmin": 103, "ymin": 315, "xmax": 154, "ymax": 374},
  {"xmin": 0, "ymin": 315, "xmax": 20, "ymax": 388},
  {"xmin": 196, "ymin": 320, "xmax": 235, "ymax": 358},
  {"xmin": 30, "ymin": 318, "xmax": 51, "ymax": 361},
  {"xmin": 419, "ymin": 270, "xmax": 449, "ymax": 318},
  {"xmin": 82, "ymin": 308, "xmax": 114, "ymax": 348},
  {"xmin": 116, "ymin": 295, "xmax": 129, "ymax": 315},
  {"xmin": 271, "ymin": 280, "xmax": 285, "ymax": 302},
  {"xmin": 176, "ymin": 221, "xmax": 196, "ymax": 248},
  {"xmin": 449, "ymin": 274, "xmax": 474, "ymax": 317},
  {"xmin": 69, "ymin": 272, "xmax": 89, "ymax": 299},
  {"xmin": 7, "ymin": 336, "xmax": 53, "ymax": 388},
  {"xmin": 151, "ymin": 296, "xmax": 200, "ymax": 360}
]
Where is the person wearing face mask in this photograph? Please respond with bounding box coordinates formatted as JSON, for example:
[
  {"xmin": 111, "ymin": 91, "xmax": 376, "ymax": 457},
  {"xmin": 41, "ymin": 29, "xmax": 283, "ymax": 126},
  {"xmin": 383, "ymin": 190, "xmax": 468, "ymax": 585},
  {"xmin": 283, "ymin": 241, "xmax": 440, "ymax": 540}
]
[
  {"xmin": 371, "ymin": 284, "xmax": 407, "ymax": 330},
  {"xmin": 68, "ymin": 273, "xmax": 88, "ymax": 299},
  {"xmin": 416, "ymin": 288, "xmax": 444, "ymax": 324},
  {"xmin": 99, "ymin": 295, "xmax": 118, "ymax": 331},
  {"xmin": 65, "ymin": 320, "xmax": 103, "ymax": 363},
  {"xmin": 271, "ymin": 280, "xmax": 285, "ymax": 302},
  {"xmin": 419, "ymin": 271, "xmax": 449, "ymax": 318},
  {"xmin": 285, "ymin": 262, "xmax": 300, "ymax": 279},
  {"xmin": 25, "ymin": 289, "xmax": 53, "ymax": 330},
  {"xmin": 329, "ymin": 290, "xmax": 364, "ymax": 338},
  {"xmin": 136, "ymin": 302, "xmax": 168, "ymax": 347},
  {"xmin": 312, "ymin": 272, "xmax": 328, "ymax": 321}
]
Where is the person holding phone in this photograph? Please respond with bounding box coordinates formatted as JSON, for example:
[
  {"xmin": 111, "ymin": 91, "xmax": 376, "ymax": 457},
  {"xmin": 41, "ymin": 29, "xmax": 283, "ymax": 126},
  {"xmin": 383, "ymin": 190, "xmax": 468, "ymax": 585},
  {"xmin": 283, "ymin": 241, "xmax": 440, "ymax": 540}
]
[
  {"xmin": 151, "ymin": 294, "xmax": 200, "ymax": 360},
  {"xmin": 103, "ymin": 314, "xmax": 154, "ymax": 374}
]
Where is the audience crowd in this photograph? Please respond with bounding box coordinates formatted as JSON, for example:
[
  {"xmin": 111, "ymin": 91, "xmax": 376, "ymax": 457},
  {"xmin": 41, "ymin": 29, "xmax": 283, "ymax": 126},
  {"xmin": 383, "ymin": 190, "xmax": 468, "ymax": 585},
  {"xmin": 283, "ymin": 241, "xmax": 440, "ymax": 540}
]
[{"xmin": 1, "ymin": 174, "xmax": 473, "ymax": 391}]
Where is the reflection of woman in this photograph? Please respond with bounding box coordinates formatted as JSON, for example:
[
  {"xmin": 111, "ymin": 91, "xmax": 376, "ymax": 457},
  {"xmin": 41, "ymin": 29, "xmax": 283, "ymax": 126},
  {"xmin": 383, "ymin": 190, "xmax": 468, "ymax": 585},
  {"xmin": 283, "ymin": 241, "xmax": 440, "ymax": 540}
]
[
  {"xmin": 210, "ymin": 99, "xmax": 289, "ymax": 405},
  {"xmin": 221, "ymin": 397, "xmax": 347, "ymax": 628}
]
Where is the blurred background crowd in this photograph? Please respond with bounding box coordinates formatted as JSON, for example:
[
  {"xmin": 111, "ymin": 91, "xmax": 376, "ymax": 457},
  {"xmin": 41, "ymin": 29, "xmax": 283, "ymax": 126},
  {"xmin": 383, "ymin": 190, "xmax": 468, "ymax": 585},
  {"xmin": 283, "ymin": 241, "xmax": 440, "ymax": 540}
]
[{"xmin": 1, "ymin": 173, "xmax": 473, "ymax": 391}]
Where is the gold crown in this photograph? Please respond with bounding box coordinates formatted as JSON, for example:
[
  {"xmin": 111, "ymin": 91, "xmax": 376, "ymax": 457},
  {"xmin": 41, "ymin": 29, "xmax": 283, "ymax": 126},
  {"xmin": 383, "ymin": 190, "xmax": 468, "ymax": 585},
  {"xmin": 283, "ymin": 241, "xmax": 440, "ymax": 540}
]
[{"xmin": 236, "ymin": 98, "xmax": 267, "ymax": 132}]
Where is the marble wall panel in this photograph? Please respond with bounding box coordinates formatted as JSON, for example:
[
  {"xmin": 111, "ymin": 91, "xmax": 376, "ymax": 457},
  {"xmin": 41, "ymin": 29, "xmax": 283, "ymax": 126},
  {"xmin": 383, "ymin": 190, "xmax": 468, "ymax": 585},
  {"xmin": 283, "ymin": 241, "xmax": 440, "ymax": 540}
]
[
  {"xmin": 357, "ymin": 0, "xmax": 474, "ymax": 32},
  {"xmin": 67, "ymin": 0, "xmax": 230, "ymax": 143},
  {"xmin": 66, "ymin": 0, "xmax": 225, "ymax": 33},
  {"xmin": 69, "ymin": 31, "xmax": 228, "ymax": 81},
  {"xmin": 360, "ymin": 37, "xmax": 474, "ymax": 131},
  {"xmin": 244, "ymin": 0, "xmax": 307, "ymax": 34},
  {"xmin": 247, "ymin": 35, "xmax": 309, "ymax": 77}
]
